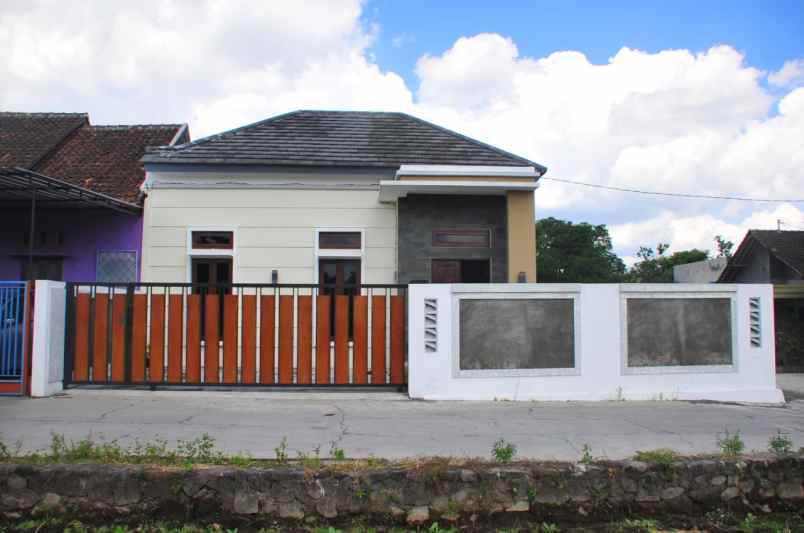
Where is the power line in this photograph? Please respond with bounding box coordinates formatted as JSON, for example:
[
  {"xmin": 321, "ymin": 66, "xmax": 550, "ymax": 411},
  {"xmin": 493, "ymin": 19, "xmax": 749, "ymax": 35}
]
[{"xmin": 540, "ymin": 177, "xmax": 804, "ymax": 203}]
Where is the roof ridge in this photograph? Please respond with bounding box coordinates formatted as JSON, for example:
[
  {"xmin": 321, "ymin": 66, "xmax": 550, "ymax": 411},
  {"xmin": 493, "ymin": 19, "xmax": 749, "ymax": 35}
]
[
  {"xmin": 88, "ymin": 123, "xmax": 186, "ymax": 130},
  {"xmin": 0, "ymin": 111, "xmax": 89, "ymax": 118},
  {"xmin": 151, "ymin": 110, "xmax": 303, "ymax": 153}
]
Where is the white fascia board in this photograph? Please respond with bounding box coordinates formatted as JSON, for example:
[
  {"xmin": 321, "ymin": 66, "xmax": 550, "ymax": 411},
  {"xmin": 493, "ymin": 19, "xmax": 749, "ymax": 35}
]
[
  {"xmin": 396, "ymin": 164, "xmax": 538, "ymax": 178},
  {"xmin": 378, "ymin": 180, "xmax": 539, "ymax": 201}
]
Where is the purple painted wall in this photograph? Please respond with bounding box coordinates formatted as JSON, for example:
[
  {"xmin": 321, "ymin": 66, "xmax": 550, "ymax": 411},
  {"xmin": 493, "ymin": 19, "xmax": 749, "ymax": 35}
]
[{"xmin": 0, "ymin": 208, "xmax": 141, "ymax": 282}]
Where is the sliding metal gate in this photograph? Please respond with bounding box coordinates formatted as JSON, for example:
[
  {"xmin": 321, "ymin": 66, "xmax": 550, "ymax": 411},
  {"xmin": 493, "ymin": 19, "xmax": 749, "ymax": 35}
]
[
  {"xmin": 0, "ymin": 281, "xmax": 28, "ymax": 395},
  {"xmin": 64, "ymin": 283, "xmax": 407, "ymax": 389}
]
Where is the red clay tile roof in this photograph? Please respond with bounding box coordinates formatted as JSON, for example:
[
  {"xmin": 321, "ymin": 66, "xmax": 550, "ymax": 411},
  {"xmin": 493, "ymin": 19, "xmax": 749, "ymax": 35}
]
[
  {"xmin": 0, "ymin": 112, "xmax": 88, "ymax": 168},
  {"xmin": 36, "ymin": 124, "xmax": 188, "ymax": 202}
]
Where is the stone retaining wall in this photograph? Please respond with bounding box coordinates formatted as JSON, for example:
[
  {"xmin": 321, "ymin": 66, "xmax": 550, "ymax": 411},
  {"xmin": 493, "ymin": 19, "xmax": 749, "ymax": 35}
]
[{"xmin": 1, "ymin": 455, "xmax": 803, "ymax": 525}]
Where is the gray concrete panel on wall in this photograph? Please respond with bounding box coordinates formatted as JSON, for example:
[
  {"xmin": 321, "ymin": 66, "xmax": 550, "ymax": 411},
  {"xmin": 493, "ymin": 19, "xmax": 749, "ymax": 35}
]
[
  {"xmin": 397, "ymin": 194, "xmax": 507, "ymax": 283},
  {"xmin": 626, "ymin": 297, "xmax": 732, "ymax": 367},
  {"xmin": 459, "ymin": 298, "xmax": 575, "ymax": 370}
]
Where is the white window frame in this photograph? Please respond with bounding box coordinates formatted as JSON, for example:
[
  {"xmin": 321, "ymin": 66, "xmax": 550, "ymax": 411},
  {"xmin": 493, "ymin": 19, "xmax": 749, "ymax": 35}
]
[
  {"xmin": 619, "ymin": 287, "xmax": 738, "ymax": 375},
  {"xmin": 186, "ymin": 226, "xmax": 238, "ymax": 283},
  {"xmin": 313, "ymin": 227, "xmax": 366, "ymax": 284},
  {"xmin": 450, "ymin": 286, "xmax": 582, "ymax": 378}
]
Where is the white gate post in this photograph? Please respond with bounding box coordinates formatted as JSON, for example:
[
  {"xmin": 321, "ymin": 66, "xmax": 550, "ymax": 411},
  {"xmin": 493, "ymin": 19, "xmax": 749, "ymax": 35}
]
[{"xmin": 30, "ymin": 280, "xmax": 66, "ymax": 397}]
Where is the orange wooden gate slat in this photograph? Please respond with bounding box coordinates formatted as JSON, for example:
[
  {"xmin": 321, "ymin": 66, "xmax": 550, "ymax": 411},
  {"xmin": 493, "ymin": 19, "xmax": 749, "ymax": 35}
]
[
  {"xmin": 390, "ymin": 295, "xmax": 406, "ymax": 385},
  {"xmin": 315, "ymin": 295, "xmax": 331, "ymax": 384},
  {"xmin": 297, "ymin": 295, "xmax": 313, "ymax": 384},
  {"xmin": 73, "ymin": 293, "xmax": 90, "ymax": 381},
  {"xmin": 352, "ymin": 296, "xmax": 368, "ymax": 384},
  {"xmin": 167, "ymin": 294, "xmax": 183, "ymax": 384},
  {"xmin": 241, "ymin": 295, "xmax": 257, "ymax": 384},
  {"xmin": 186, "ymin": 295, "xmax": 201, "ymax": 383},
  {"xmin": 259, "ymin": 295, "xmax": 275, "ymax": 384},
  {"xmin": 91, "ymin": 294, "xmax": 109, "ymax": 382},
  {"xmin": 334, "ymin": 295, "xmax": 349, "ymax": 384},
  {"xmin": 371, "ymin": 295, "xmax": 386, "ymax": 384},
  {"xmin": 150, "ymin": 294, "xmax": 165, "ymax": 383},
  {"xmin": 110, "ymin": 295, "xmax": 127, "ymax": 382},
  {"xmin": 223, "ymin": 294, "xmax": 238, "ymax": 384},
  {"xmin": 131, "ymin": 294, "xmax": 147, "ymax": 382},
  {"xmin": 204, "ymin": 294, "xmax": 219, "ymax": 383},
  {"xmin": 278, "ymin": 295, "xmax": 293, "ymax": 384}
]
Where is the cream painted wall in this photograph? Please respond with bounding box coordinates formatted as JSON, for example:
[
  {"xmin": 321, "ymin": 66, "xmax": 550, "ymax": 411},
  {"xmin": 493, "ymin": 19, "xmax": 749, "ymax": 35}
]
[{"xmin": 142, "ymin": 187, "xmax": 397, "ymax": 284}]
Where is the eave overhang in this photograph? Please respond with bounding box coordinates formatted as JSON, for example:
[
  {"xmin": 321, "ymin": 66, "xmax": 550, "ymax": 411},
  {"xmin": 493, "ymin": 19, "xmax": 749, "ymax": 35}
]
[{"xmin": 378, "ymin": 179, "xmax": 539, "ymax": 202}]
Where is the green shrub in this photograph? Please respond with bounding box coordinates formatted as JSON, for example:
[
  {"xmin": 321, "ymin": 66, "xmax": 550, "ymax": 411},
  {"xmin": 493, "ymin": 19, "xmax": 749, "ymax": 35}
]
[
  {"xmin": 580, "ymin": 443, "xmax": 593, "ymax": 464},
  {"xmin": 717, "ymin": 429, "xmax": 745, "ymax": 456},
  {"xmin": 492, "ymin": 438, "xmax": 517, "ymax": 463},
  {"xmin": 768, "ymin": 430, "xmax": 793, "ymax": 456}
]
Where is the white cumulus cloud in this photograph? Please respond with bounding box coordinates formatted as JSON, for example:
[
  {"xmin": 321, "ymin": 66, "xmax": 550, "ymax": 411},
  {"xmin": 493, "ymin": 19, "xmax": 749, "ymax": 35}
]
[{"xmin": 2, "ymin": 3, "xmax": 803, "ymax": 260}]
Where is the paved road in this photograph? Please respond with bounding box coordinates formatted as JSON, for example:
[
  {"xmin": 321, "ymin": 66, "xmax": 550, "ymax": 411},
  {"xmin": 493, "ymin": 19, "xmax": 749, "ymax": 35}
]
[{"xmin": 1, "ymin": 390, "xmax": 803, "ymax": 461}]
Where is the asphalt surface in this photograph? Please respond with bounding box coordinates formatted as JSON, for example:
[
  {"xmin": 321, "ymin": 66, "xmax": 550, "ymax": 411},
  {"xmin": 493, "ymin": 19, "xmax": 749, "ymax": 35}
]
[{"xmin": 1, "ymin": 389, "xmax": 803, "ymax": 460}]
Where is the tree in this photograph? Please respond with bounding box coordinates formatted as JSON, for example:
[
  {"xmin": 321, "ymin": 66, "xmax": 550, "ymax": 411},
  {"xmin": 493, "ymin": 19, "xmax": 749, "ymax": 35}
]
[
  {"xmin": 715, "ymin": 235, "xmax": 734, "ymax": 258},
  {"xmin": 625, "ymin": 243, "xmax": 709, "ymax": 283},
  {"xmin": 536, "ymin": 217, "xmax": 626, "ymax": 282}
]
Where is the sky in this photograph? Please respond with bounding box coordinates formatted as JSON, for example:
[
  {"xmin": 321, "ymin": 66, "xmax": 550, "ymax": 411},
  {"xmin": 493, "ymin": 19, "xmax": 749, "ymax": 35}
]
[{"xmin": 2, "ymin": 0, "xmax": 803, "ymax": 263}]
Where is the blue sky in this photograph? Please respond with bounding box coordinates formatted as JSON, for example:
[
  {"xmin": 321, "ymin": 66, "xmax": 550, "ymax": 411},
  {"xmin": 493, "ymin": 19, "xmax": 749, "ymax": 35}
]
[{"xmin": 368, "ymin": 0, "xmax": 804, "ymax": 93}]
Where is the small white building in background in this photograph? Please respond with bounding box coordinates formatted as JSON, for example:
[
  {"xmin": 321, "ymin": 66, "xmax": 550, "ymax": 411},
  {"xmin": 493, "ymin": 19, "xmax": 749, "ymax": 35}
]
[{"xmin": 673, "ymin": 257, "xmax": 728, "ymax": 283}]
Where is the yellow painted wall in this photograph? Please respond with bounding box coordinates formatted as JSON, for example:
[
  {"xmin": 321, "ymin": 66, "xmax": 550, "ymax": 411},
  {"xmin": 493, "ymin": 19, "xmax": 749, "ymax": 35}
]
[{"xmin": 506, "ymin": 190, "xmax": 537, "ymax": 282}]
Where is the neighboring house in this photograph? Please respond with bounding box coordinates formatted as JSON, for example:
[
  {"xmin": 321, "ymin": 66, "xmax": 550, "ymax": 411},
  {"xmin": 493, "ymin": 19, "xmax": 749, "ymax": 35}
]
[
  {"xmin": 673, "ymin": 257, "xmax": 728, "ymax": 283},
  {"xmin": 140, "ymin": 110, "xmax": 546, "ymax": 287},
  {"xmin": 0, "ymin": 112, "xmax": 188, "ymax": 282},
  {"xmin": 718, "ymin": 229, "xmax": 804, "ymax": 371}
]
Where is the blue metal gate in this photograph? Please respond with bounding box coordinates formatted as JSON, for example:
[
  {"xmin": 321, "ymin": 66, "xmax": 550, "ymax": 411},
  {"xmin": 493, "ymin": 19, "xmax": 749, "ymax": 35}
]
[{"xmin": 0, "ymin": 281, "xmax": 28, "ymax": 394}]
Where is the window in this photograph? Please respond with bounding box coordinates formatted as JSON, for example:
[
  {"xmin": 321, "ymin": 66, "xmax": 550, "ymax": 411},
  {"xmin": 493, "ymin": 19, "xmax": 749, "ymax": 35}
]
[
  {"xmin": 432, "ymin": 228, "xmax": 491, "ymax": 248},
  {"xmin": 191, "ymin": 231, "xmax": 233, "ymax": 249},
  {"xmin": 20, "ymin": 258, "xmax": 63, "ymax": 281},
  {"xmin": 318, "ymin": 231, "xmax": 361, "ymax": 250},
  {"xmin": 96, "ymin": 251, "xmax": 137, "ymax": 283}
]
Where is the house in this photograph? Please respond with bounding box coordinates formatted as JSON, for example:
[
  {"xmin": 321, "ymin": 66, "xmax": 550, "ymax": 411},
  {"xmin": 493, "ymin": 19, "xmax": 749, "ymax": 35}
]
[
  {"xmin": 672, "ymin": 257, "xmax": 728, "ymax": 283},
  {"xmin": 140, "ymin": 110, "xmax": 546, "ymax": 288},
  {"xmin": 718, "ymin": 229, "xmax": 804, "ymax": 370},
  {"xmin": 0, "ymin": 112, "xmax": 189, "ymax": 282}
]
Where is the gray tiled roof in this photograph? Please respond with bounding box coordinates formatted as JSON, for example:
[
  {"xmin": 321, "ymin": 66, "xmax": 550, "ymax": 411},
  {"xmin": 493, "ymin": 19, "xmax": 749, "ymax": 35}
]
[
  {"xmin": 719, "ymin": 229, "xmax": 804, "ymax": 281},
  {"xmin": 143, "ymin": 110, "xmax": 546, "ymax": 173}
]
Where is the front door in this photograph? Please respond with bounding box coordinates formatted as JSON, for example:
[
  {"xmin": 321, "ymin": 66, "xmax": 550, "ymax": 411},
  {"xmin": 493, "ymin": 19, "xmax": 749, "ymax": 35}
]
[
  {"xmin": 431, "ymin": 259, "xmax": 490, "ymax": 283},
  {"xmin": 319, "ymin": 259, "xmax": 361, "ymax": 338}
]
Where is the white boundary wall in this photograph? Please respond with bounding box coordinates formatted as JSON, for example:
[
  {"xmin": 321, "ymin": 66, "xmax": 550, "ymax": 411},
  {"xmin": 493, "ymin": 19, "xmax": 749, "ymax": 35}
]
[
  {"xmin": 408, "ymin": 283, "xmax": 783, "ymax": 403},
  {"xmin": 30, "ymin": 280, "xmax": 65, "ymax": 397}
]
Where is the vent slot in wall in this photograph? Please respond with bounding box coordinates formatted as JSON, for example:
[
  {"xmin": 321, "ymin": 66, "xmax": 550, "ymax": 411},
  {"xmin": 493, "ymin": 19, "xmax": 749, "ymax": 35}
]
[
  {"xmin": 424, "ymin": 298, "xmax": 438, "ymax": 353},
  {"xmin": 749, "ymin": 297, "xmax": 761, "ymax": 348}
]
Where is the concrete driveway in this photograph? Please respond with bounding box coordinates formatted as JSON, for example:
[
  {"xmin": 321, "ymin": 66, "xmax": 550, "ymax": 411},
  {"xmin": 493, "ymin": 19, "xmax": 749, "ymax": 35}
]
[{"xmin": 1, "ymin": 390, "xmax": 803, "ymax": 461}]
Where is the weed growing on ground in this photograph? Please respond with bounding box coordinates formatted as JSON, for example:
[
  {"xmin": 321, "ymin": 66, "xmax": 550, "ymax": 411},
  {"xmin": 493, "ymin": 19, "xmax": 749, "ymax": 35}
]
[
  {"xmin": 611, "ymin": 517, "xmax": 662, "ymax": 533},
  {"xmin": 491, "ymin": 438, "xmax": 517, "ymax": 463},
  {"xmin": 176, "ymin": 433, "xmax": 221, "ymax": 464},
  {"xmin": 717, "ymin": 429, "xmax": 745, "ymax": 456},
  {"xmin": 632, "ymin": 448, "xmax": 678, "ymax": 477},
  {"xmin": 768, "ymin": 430, "xmax": 794, "ymax": 456},
  {"xmin": 540, "ymin": 522, "xmax": 560, "ymax": 533},
  {"xmin": 297, "ymin": 445, "xmax": 322, "ymax": 469},
  {"xmin": 633, "ymin": 448, "xmax": 678, "ymax": 466},
  {"xmin": 580, "ymin": 443, "xmax": 593, "ymax": 464},
  {"xmin": 274, "ymin": 436, "xmax": 288, "ymax": 464},
  {"xmin": 426, "ymin": 523, "xmax": 457, "ymax": 533},
  {"xmin": 329, "ymin": 442, "xmax": 346, "ymax": 460}
]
